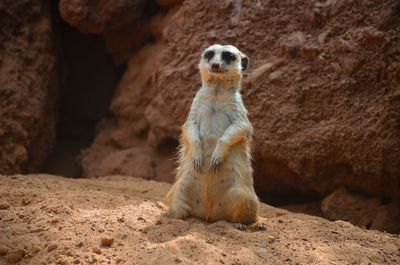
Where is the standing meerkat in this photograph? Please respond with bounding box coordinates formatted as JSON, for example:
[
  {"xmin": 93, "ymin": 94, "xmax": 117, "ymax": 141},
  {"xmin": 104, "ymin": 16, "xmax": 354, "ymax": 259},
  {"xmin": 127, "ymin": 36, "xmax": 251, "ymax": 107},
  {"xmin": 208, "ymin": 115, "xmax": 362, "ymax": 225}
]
[{"xmin": 166, "ymin": 44, "xmax": 259, "ymax": 224}]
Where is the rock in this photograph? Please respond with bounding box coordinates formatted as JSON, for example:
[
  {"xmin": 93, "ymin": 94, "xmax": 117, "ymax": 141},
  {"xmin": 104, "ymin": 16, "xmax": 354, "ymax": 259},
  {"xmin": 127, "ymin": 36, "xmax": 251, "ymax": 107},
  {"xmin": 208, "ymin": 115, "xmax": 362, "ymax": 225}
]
[
  {"xmin": 0, "ymin": 0, "xmax": 58, "ymax": 175},
  {"xmin": 279, "ymin": 31, "xmax": 306, "ymax": 58},
  {"xmin": 157, "ymin": 0, "xmax": 184, "ymax": 8},
  {"xmin": 80, "ymin": 42, "xmax": 177, "ymax": 182},
  {"xmin": 321, "ymin": 188, "xmax": 381, "ymax": 228},
  {"xmin": 322, "ymin": 188, "xmax": 400, "ymax": 233},
  {"xmin": 0, "ymin": 201, "xmax": 10, "ymax": 210},
  {"xmin": 6, "ymin": 249, "xmax": 25, "ymax": 264},
  {"xmin": 31, "ymin": 246, "xmax": 41, "ymax": 254},
  {"xmin": 59, "ymin": 0, "xmax": 146, "ymax": 34},
  {"xmin": 370, "ymin": 202, "xmax": 400, "ymax": 234},
  {"xmin": 47, "ymin": 243, "xmax": 58, "ymax": 252},
  {"xmin": 144, "ymin": 94, "xmax": 181, "ymax": 149},
  {"xmin": 97, "ymin": 149, "xmax": 155, "ymax": 180},
  {"xmin": 0, "ymin": 245, "xmax": 8, "ymax": 255},
  {"xmin": 246, "ymin": 62, "xmax": 274, "ymax": 84},
  {"xmin": 79, "ymin": 0, "xmax": 400, "ymax": 202},
  {"xmin": 22, "ymin": 196, "xmax": 31, "ymax": 205},
  {"xmin": 92, "ymin": 247, "xmax": 102, "ymax": 254},
  {"xmin": 174, "ymin": 257, "xmax": 182, "ymax": 263},
  {"xmin": 153, "ymin": 0, "xmax": 400, "ymax": 200},
  {"xmin": 268, "ymin": 71, "xmax": 283, "ymax": 85},
  {"xmin": 101, "ymin": 237, "xmax": 114, "ymax": 246}
]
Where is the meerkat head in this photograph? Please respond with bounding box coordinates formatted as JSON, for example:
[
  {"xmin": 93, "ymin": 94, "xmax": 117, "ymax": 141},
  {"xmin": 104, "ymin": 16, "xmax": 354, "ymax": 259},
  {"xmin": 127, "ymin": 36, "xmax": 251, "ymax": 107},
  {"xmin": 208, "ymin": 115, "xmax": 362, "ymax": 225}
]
[{"xmin": 199, "ymin": 44, "xmax": 249, "ymax": 88}]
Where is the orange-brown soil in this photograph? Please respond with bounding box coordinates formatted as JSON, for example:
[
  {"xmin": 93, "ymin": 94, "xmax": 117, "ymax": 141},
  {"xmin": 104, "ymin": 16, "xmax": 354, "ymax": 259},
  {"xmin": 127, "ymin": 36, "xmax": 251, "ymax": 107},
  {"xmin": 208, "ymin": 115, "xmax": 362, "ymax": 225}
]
[{"xmin": 1, "ymin": 174, "xmax": 399, "ymax": 265}]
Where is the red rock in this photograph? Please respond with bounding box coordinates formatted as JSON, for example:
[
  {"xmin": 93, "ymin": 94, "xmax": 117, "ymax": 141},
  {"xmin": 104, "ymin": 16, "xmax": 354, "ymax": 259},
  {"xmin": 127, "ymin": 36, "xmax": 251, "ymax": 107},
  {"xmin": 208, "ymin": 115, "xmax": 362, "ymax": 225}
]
[
  {"xmin": 47, "ymin": 244, "xmax": 58, "ymax": 252},
  {"xmin": 6, "ymin": 249, "xmax": 25, "ymax": 264},
  {"xmin": 0, "ymin": 245, "xmax": 8, "ymax": 255},
  {"xmin": 59, "ymin": 0, "xmax": 146, "ymax": 34},
  {"xmin": 0, "ymin": 0, "xmax": 58, "ymax": 175},
  {"xmin": 0, "ymin": 201, "xmax": 10, "ymax": 210},
  {"xmin": 101, "ymin": 237, "xmax": 114, "ymax": 246},
  {"xmin": 77, "ymin": 0, "xmax": 399, "ymax": 202},
  {"xmin": 321, "ymin": 188, "xmax": 381, "ymax": 228},
  {"xmin": 92, "ymin": 247, "xmax": 102, "ymax": 254}
]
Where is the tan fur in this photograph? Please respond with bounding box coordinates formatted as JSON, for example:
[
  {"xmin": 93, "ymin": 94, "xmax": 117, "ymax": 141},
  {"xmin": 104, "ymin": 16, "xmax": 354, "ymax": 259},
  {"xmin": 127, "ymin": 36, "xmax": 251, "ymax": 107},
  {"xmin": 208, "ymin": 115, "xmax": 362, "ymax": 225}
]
[{"xmin": 166, "ymin": 44, "xmax": 259, "ymax": 224}]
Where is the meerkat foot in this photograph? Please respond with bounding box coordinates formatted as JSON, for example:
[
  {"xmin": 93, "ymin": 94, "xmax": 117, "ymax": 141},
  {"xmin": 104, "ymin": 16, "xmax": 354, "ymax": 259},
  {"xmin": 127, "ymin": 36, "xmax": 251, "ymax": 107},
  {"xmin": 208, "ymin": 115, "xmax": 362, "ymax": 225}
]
[
  {"xmin": 233, "ymin": 223, "xmax": 247, "ymax": 231},
  {"xmin": 167, "ymin": 204, "xmax": 190, "ymax": 220},
  {"xmin": 248, "ymin": 222, "xmax": 266, "ymax": 232}
]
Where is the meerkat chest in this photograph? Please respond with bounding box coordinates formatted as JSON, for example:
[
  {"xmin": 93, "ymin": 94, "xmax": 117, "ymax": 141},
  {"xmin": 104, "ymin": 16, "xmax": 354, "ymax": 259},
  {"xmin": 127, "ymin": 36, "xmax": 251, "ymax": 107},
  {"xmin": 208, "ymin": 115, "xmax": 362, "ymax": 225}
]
[{"xmin": 197, "ymin": 97, "xmax": 234, "ymax": 141}]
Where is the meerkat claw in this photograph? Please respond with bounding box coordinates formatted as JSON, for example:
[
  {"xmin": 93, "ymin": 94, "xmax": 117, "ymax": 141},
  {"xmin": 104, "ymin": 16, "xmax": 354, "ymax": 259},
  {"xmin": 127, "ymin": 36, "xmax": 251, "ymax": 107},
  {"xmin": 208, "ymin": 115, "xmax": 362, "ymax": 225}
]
[
  {"xmin": 209, "ymin": 156, "xmax": 222, "ymax": 173},
  {"xmin": 193, "ymin": 157, "xmax": 203, "ymax": 173}
]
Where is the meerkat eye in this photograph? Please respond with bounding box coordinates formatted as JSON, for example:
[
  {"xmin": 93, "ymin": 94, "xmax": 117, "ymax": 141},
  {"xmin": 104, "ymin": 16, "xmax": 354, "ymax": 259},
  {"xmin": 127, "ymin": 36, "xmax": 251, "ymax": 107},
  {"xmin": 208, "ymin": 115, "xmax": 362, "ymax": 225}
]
[
  {"xmin": 222, "ymin": 51, "xmax": 236, "ymax": 64},
  {"xmin": 204, "ymin": 50, "xmax": 215, "ymax": 61}
]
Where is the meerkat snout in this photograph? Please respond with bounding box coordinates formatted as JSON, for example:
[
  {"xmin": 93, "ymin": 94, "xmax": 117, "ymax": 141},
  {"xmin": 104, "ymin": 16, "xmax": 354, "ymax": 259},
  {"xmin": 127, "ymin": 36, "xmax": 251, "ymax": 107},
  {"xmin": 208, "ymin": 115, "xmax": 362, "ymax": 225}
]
[{"xmin": 211, "ymin": 63, "xmax": 221, "ymax": 70}]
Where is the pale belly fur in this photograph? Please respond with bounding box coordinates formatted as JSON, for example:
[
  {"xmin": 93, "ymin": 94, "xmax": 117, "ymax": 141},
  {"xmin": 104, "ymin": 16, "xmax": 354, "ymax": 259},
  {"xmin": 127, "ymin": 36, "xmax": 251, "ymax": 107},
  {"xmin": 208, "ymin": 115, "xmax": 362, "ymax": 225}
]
[
  {"xmin": 187, "ymin": 106, "xmax": 246, "ymax": 220},
  {"xmin": 198, "ymin": 110, "xmax": 231, "ymax": 165}
]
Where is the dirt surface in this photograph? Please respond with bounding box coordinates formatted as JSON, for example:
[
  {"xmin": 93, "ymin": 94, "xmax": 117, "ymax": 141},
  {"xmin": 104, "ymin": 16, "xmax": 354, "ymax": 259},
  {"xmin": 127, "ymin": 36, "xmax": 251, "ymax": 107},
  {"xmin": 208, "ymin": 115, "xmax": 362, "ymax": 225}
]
[{"xmin": 1, "ymin": 174, "xmax": 399, "ymax": 265}]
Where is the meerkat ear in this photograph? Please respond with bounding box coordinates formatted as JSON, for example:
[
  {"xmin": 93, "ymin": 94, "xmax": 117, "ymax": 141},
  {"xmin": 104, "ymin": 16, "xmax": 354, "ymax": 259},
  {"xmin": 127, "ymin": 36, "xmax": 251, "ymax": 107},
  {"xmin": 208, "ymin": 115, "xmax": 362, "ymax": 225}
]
[{"xmin": 241, "ymin": 54, "xmax": 249, "ymax": 71}]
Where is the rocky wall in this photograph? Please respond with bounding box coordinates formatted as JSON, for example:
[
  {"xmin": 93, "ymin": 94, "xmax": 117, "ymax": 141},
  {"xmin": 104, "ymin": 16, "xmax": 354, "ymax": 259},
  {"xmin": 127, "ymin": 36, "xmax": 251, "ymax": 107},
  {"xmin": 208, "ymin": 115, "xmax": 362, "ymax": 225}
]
[
  {"xmin": 0, "ymin": 0, "xmax": 59, "ymax": 174},
  {"xmin": 60, "ymin": 0, "xmax": 400, "ymax": 200}
]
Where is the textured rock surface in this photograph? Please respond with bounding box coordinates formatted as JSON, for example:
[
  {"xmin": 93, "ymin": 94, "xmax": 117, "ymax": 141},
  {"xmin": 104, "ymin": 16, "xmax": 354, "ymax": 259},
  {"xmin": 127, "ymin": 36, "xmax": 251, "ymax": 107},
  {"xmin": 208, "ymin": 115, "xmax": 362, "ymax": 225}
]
[
  {"xmin": 80, "ymin": 12, "xmax": 179, "ymax": 181},
  {"xmin": 154, "ymin": 0, "xmax": 400, "ymax": 199},
  {"xmin": 59, "ymin": 0, "xmax": 146, "ymax": 34},
  {"xmin": 72, "ymin": 0, "xmax": 400, "ymax": 201},
  {"xmin": 0, "ymin": 0, "xmax": 59, "ymax": 174},
  {"xmin": 59, "ymin": 0, "xmax": 149, "ymax": 64},
  {"xmin": 321, "ymin": 188, "xmax": 400, "ymax": 233}
]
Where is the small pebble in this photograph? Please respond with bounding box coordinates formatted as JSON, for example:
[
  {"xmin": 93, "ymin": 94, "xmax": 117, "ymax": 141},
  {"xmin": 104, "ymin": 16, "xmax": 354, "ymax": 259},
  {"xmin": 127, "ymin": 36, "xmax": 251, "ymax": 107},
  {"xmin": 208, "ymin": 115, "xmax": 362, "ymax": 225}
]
[
  {"xmin": 22, "ymin": 197, "xmax": 31, "ymax": 205},
  {"xmin": 48, "ymin": 244, "xmax": 58, "ymax": 252},
  {"xmin": 101, "ymin": 237, "xmax": 114, "ymax": 246},
  {"xmin": 32, "ymin": 246, "xmax": 41, "ymax": 254},
  {"xmin": 155, "ymin": 220, "xmax": 163, "ymax": 225},
  {"xmin": 156, "ymin": 201, "xmax": 167, "ymax": 210},
  {"xmin": 0, "ymin": 245, "xmax": 8, "ymax": 255},
  {"xmin": 6, "ymin": 249, "xmax": 25, "ymax": 263},
  {"xmin": 92, "ymin": 247, "xmax": 101, "ymax": 254},
  {"xmin": 0, "ymin": 201, "xmax": 10, "ymax": 210}
]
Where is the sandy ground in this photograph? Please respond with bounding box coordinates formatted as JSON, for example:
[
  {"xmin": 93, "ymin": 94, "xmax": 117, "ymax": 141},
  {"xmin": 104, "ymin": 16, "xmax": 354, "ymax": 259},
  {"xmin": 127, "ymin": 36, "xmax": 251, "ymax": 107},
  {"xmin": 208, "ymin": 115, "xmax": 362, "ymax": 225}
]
[{"xmin": 0, "ymin": 174, "xmax": 399, "ymax": 265}]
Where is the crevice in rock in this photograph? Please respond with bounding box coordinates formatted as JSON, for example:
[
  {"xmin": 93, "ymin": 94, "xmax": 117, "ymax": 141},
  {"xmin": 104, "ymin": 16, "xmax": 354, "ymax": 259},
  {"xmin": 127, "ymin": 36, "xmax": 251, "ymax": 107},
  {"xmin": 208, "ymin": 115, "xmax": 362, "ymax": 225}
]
[{"xmin": 41, "ymin": 2, "xmax": 124, "ymax": 178}]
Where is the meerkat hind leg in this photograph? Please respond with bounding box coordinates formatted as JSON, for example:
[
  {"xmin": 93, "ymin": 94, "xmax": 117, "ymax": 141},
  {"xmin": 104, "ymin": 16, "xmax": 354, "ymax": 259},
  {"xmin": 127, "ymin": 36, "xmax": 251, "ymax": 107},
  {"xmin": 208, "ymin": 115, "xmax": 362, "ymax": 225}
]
[{"xmin": 166, "ymin": 178, "xmax": 193, "ymax": 220}]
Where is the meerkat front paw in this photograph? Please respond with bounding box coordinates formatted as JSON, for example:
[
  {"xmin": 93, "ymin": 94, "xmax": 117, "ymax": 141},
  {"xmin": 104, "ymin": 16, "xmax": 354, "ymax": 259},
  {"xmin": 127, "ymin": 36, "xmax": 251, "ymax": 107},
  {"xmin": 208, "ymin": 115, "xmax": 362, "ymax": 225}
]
[
  {"xmin": 193, "ymin": 156, "xmax": 203, "ymax": 173},
  {"xmin": 209, "ymin": 155, "xmax": 222, "ymax": 173},
  {"xmin": 209, "ymin": 141, "xmax": 226, "ymax": 173}
]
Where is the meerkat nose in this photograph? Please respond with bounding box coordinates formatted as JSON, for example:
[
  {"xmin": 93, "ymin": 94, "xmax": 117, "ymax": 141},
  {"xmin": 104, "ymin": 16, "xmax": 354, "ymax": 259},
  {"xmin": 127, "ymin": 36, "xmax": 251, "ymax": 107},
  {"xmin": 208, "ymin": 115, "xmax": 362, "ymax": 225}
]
[{"xmin": 211, "ymin": 63, "xmax": 221, "ymax": 70}]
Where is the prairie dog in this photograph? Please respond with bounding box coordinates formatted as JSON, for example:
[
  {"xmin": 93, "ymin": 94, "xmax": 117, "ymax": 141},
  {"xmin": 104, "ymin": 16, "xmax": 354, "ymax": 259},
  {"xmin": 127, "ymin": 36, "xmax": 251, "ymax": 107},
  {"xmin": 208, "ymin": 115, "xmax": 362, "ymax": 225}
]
[{"xmin": 166, "ymin": 44, "xmax": 259, "ymax": 224}]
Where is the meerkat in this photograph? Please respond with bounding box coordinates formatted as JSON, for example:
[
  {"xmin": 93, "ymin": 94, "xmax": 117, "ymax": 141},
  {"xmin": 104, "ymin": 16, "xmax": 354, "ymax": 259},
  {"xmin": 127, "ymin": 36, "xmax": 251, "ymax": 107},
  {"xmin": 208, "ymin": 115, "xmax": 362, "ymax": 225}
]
[{"xmin": 166, "ymin": 44, "xmax": 259, "ymax": 224}]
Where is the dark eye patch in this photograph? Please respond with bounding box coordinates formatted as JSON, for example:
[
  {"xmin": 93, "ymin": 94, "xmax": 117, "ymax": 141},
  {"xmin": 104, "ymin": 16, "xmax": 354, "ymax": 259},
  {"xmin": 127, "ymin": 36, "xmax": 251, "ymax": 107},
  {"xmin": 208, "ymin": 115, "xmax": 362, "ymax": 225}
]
[
  {"xmin": 204, "ymin": 50, "xmax": 215, "ymax": 61},
  {"xmin": 222, "ymin": 51, "xmax": 236, "ymax": 64}
]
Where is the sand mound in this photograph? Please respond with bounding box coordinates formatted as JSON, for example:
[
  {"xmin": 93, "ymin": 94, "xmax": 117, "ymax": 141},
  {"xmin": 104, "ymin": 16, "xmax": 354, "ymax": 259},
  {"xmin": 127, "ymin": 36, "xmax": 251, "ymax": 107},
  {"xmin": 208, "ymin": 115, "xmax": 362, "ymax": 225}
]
[{"xmin": 0, "ymin": 174, "xmax": 399, "ymax": 264}]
